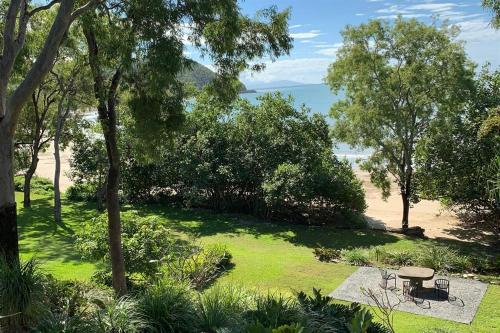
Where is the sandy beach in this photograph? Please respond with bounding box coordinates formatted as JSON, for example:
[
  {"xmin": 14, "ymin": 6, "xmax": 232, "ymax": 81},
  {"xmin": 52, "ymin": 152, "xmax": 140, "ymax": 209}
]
[{"xmin": 35, "ymin": 146, "xmax": 469, "ymax": 241}]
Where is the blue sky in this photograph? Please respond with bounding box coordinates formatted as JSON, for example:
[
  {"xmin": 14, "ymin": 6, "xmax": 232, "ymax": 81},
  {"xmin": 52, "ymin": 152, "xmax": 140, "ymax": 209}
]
[{"xmin": 187, "ymin": 0, "xmax": 500, "ymax": 87}]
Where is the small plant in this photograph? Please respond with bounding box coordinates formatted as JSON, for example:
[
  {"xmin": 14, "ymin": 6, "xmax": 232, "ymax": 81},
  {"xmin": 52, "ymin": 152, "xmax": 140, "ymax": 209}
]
[
  {"xmin": 246, "ymin": 293, "xmax": 300, "ymax": 329},
  {"xmin": 93, "ymin": 297, "xmax": 148, "ymax": 333},
  {"xmin": 0, "ymin": 258, "xmax": 46, "ymax": 332},
  {"xmin": 140, "ymin": 279, "xmax": 197, "ymax": 333},
  {"xmin": 197, "ymin": 284, "xmax": 249, "ymax": 332},
  {"xmin": 313, "ymin": 247, "xmax": 342, "ymax": 262},
  {"xmin": 348, "ymin": 308, "xmax": 373, "ymax": 333},
  {"xmin": 165, "ymin": 243, "xmax": 232, "ymax": 290},
  {"xmin": 341, "ymin": 248, "xmax": 370, "ymax": 266}
]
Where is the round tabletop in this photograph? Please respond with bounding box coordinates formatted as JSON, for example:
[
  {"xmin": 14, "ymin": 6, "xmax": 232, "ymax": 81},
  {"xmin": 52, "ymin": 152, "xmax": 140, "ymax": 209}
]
[{"xmin": 397, "ymin": 266, "xmax": 435, "ymax": 280}]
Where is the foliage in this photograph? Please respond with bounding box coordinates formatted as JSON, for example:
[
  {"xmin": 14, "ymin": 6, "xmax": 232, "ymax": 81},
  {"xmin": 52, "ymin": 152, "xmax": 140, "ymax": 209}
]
[
  {"xmin": 341, "ymin": 248, "xmax": 371, "ymax": 266},
  {"xmin": 14, "ymin": 175, "xmax": 53, "ymax": 195},
  {"xmin": 69, "ymin": 122, "xmax": 108, "ymax": 204},
  {"xmin": 415, "ymin": 68, "xmax": 500, "ymax": 230},
  {"xmin": 197, "ymin": 284, "xmax": 249, "ymax": 332},
  {"xmin": 93, "ymin": 297, "xmax": 148, "ymax": 333},
  {"xmin": 483, "ymin": 0, "xmax": 500, "ymax": 28},
  {"xmin": 313, "ymin": 247, "xmax": 342, "ymax": 262},
  {"xmin": 76, "ymin": 211, "xmax": 177, "ymax": 279},
  {"xmin": 246, "ymin": 293, "xmax": 300, "ymax": 329},
  {"xmin": 327, "ymin": 17, "xmax": 474, "ymax": 228},
  {"xmin": 119, "ymin": 92, "xmax": 366, "ymax": 225},
  {"xmin": 140, "ymin": 279, "xmax": 197, "ymax": 333},
  {"xmin": 164, "ymin": 243, "xmax": 233, "ymax": 290},
  {"xmin": 36, "ymin": 278, "xmax": 111, "ymax": 333},
  {"xmin": 0, "ymin": 258, "xmax": 46, "ymax": 332},
  {"xmin": 348, "ymin": 308, "xmax": 373, "ymax": 333}
]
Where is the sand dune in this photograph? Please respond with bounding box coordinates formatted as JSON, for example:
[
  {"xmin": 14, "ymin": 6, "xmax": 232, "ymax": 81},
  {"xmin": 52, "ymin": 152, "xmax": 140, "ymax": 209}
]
[{"xmin": 36, "ymin": 147, "xmax": 467, "ymax": 240}]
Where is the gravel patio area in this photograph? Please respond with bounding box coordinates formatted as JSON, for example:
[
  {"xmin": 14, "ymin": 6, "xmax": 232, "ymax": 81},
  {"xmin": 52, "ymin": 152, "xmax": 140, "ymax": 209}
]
[{"xmin": 329, "ymin": 266, "xmax": 488, "ymax": 324}]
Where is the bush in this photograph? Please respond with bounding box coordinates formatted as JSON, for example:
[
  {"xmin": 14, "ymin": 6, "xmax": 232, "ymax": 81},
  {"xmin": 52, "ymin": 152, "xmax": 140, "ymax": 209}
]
[
  {"xmin": 14, "ymin": 175, "xmax": 54, "ymax": 195},
  {"xmin": 313, "ymin": 247, "xmax": 342, "ymax": 262},
  {"xmin": 66, "ymin": 182, "xmax": 100, "ymax": 202},
  {"xmin": 92, "ymin": 297, "xmax": 148, "ymax": 333},
  {"xmin": 140, "ymin": 279, "xmax": 197, "ymax": 333},
  {"xmin": 36, "ymin": 278, "xmax": 109, "ymax": 333},
  {"xmin": 341, "ymin": 248, "xmax": 370, "ymax": 266},
  {"xmin": 415, "ymin": 246, "xmax": 471, "ymax": 273},
  {"xmin": 76, "ymin": 211, "xmax": 178, "ymax": 279},
  {"xmin": 245, "ymin": 293, "xmax": 300, "ymax": 329},
  {"xmin": 0, "ymin": 259, "xmax": 46, "ymax": 332},
  {"xmin": 197, "ymin": 284, "xmax": 249, "ymax": 332},
  {"xmin": 371, "ymin": 247, "xmax": 414, "ymax": 267},
  {"xmin": 165, "ymin": 243, "xmax": 233, "ymax": 290}
]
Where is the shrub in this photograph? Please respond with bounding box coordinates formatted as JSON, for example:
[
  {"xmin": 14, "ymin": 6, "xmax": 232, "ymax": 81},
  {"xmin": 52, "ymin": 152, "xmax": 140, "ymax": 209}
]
[
  {"xmin": 415, "ymin": 246, "xmax": 471, "ymax": 273},
  {"xmin": 0, "ymin": 258, "xmax": 46, "ymax": 332},
  {"xmin": 246, "ymin": 293, "xmax": 300, "ymax": 329},
  {"xmin": 197, "ymin": 284, "xmax": 249, "ymax": 332},
  {"xmin": 14, "ymin": 175, "xmax": 54, "ymax": 194},
  {"xmin": 313, "ymin": 247, "xmax": 341, "ymax": 262},
  {"xmin": 341, "ymin": 248, "xmax": 370, "ymax": 266},
  {"xmin": 93, "ymin": 297, "xmax": 148, "ymax": 333},
  {"xmin": 372, "ymin": 247, "xmax": 414, "ymax": 267},
  {"xmin": 76, "ymin": 211, "xmax": 178, "ymax": 279},
  {"xmin": 165, "ymin": 243, "xmax": 233, "ymax": 290},
  {"xmin": 65, "ymin": 182, "xmax": 100, "ymax": 202},
  {"xmin": 140, "ymin": 279, "xmax": 197, "ymax": 333}
]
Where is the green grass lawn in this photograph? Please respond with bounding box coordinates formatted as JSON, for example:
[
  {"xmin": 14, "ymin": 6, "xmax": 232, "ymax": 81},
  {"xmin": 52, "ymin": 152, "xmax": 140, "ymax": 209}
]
[{"xmin": 17, "ymin": 192, "xmax": 499, "ymax": 332}]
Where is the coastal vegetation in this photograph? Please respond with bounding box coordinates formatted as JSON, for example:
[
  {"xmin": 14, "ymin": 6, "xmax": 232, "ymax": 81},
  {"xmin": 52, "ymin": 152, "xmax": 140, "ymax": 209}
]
[{"xmin": 1, "ymin": 1, "xmax": 499, "ymax": 333}]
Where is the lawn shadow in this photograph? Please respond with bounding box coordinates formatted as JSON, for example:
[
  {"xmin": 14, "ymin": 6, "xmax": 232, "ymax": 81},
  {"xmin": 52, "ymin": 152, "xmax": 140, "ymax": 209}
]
[
  {"xmin": 133, "ymin": 203, "xmax": 404, "ymax": 250},
  {"xmin": 17, "ymin": 195, "xmax": 99, "ymax": 264}
]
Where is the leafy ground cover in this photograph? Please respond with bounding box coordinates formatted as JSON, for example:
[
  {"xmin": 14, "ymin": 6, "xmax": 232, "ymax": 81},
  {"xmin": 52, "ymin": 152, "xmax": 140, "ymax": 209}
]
[{"xmin": 17, "ymin": 192, "xmax": 499, "ymax": 332}]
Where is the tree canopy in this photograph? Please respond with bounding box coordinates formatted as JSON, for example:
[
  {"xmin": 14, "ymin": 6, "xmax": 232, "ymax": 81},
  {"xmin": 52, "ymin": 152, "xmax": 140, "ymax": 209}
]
[{"xmin": 326, "ymin": 17, "xmax": 475, "ymax": 229}]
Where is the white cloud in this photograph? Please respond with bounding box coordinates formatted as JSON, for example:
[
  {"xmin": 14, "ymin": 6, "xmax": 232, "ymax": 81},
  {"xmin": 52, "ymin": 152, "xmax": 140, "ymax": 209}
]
[
  {"xmin": 355, "ymin": 13, "xmax": 365, "ymax": 16},
  {"xmin": 290, "ymin": 24, "xmax": 303, "ymax": 29},
  {"xmin": 290, "ymin": 29, "xmax": 323, "ymax": 39},
  {"xmin": 313, "ymin": 42, "xmax": 343, "ymax": 57},
  {"xmin": 240, "ymin": 57, "xmax": 333, "ymax": 84}
]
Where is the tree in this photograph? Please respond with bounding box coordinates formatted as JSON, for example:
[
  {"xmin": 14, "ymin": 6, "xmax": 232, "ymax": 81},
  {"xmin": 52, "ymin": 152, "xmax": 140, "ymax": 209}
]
[
  {"xmin": 51, "ymin": 47, "xmax": 90, "ymax": 225},
  {"xmin": 483, "ymin": 0, "xmax": 500, "ymax": 28},
  {"xmin": 79, "ymin": 0, "xmax": 292, "ymax": 295},
  {"xmin": 326, "ymin": 18, "xmax": 474, "ymax": 230},
  {"xmin": 15, "ymin": 75, "xmax": 58, "ymax": 208},
  {"xmin": 415, "ymin": 68, "xmax": 500, "ymax": 233},
  {"xmin": 0, "ymin": 0, "xmax": 100, "ymax": 263}
]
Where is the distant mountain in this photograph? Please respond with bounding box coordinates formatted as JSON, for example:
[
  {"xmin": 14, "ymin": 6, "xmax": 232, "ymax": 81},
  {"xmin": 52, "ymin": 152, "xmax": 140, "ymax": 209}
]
[
  {"xmin": 245, "ymin": 80, "xmax": 308, "ymax": 90},
  {"xmin": 179, "ymin": 61, "xmax": 254, "ymax": 93}
]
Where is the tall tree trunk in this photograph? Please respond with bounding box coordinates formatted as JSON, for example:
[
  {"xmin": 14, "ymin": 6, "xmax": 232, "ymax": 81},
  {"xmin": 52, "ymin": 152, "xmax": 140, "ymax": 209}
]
[
  {"xmin": 0, "ymin": 132, "xmax": 19, "ymax": 262},
  {"xmin": 401, "ymin": 192, "xmax": 410, "ymax": 230},
  {"xmin": 84, "ymin": 26, "xmax": 127, "ymax": 295},
  {"xmin": 23, "ymin": 146, "xmax": 39, "ymax": 208},
  {"xmin": 53, "ymin": 120, "xmax": 63, "ymax": 225},
  {"xmin": 102, "ymin": 95, "xmax": 127, "ymax": 295},
  {"xmin": 53, "ymin": 99, "xmax": 70, "ymax": 225}
]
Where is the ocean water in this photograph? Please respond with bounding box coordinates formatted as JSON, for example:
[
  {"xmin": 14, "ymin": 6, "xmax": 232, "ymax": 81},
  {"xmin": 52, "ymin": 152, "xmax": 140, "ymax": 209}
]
[
  {"xmin": 241, "ymin": 84, "xmax": 371, "ymax": 164},
  {"xmin": 84, "ymin": 83, "xmax": 371, "ymax": 164}
]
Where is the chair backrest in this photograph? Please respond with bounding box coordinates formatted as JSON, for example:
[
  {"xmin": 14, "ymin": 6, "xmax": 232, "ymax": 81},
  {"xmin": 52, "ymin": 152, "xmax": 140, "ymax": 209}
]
[{"xmin": 435, "ymin": 279, "xmax": 449, "ymax": 287}]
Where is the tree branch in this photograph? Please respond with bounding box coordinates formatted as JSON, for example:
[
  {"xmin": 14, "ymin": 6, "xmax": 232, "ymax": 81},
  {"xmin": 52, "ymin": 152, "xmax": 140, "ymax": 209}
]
[{"xmin": 28, "ymin": 0, "xmax": 61, "ymax": 18}]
